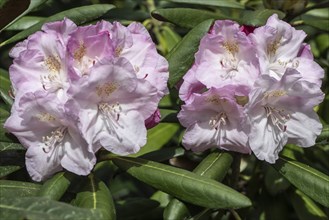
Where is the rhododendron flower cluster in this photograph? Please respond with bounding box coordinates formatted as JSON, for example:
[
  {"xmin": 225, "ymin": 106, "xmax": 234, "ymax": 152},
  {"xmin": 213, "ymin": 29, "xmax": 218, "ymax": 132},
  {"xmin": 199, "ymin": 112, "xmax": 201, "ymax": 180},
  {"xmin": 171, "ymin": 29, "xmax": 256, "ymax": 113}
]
[
  {"xmin": 178, "ymin": 14, "xmax": 324, "ymax": 163},
  {"xmin": 4, "ymin": 18, "xmax": 169, "ymax": 181}
]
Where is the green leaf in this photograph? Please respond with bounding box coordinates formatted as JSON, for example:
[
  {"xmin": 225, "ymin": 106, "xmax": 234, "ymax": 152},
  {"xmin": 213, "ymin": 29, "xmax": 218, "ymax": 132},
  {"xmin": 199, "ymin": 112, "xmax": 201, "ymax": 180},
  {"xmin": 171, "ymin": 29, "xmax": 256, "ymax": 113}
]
[
  {"xmin": 75, "ymin": 174, "xmax": 116, "ymax": 220},
  {"xmin": 317, "ymin": 124, "xmax": 329, "ymax": 142},
  {"xmin": 164, "ymin": 198, "xmax": 190, "ymax": 220},
  {"xmin": 0, "ymin": 166, "xmax": 21, "ymax": 178},
  {"xmin": 152, "ymin": 8, "xmax": 228, "ymax": 29},
  {"xmin": 273, "ymin": 157, "xmax": 329, "ymax": 207},
  {"xmin": 167, "ymin": 19, "xmax": 213, "ymax": 88},
  {"xmin": 0, "ymin": 87, "xmax": 13, "ymax": 107},
  {"xmin": 38, "ymin": 172, "xmax": 74, "ymax": 200},
  {"xmin": 0, "ymin": 4, "xmax": 115, "ymax": 47},
  {"xmin": 6, "ymin": 16, "xmax": 44, "ymax": 31},
  {"xmin": 0, "ymin": 180, "xmax": 41, "ymax": 197},
  {"xmin": 303, "ymin": 19, "xmax": 329, "ymax": 31},
  {"xmin": 290, "ymin": 189, "xmax": 327, "ymax": 220},
  {"xmin": 0, "ymin": 142, "xmax": 24, "ymax": 152},
  {"xmin": 1, "ymin": 0, "xmax": 48, "ymax": 31},
  {"xmin": 164, "ymin": 152, "xmax": 233, "ymax": 219},
  {"xmin": 0, "ymin": 196, "xmax": 102, "ymax": 220},
  {"xmin": 193, "ymin": 152, "xmax": 233, "ymax": 181},
  {"xmin": 160, "ymin": 26, "xmax": 182, "ymax": 52},
  {"xmin": 0, "ymin": 68, "xmax": 11, "ymax": 93},
  {"xmin": 130, "ymin": 123, "xmax": 180, "ymax": 157},
  {"xmin": 112, "ymin": 156, "xmax": 252, "ymax": 209},
  {"xmin": 163, "ymin": 0, "xmax": 244, "ymax": 9},
  {"xmin": 241, "ymin": 9, "xmax": 286, "ymax": 26},
  {"xmin": 116, "ymin": 198, "xmax": 160, "ymax": 219}
]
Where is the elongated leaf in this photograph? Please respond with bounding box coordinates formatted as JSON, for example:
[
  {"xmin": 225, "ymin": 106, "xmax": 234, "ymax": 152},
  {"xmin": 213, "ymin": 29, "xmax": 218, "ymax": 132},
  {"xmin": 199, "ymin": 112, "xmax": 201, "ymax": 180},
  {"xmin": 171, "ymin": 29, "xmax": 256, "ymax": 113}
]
[
  {"xmin": 290, "ymin": 189, "xmax": 327, "ymax": 220},
  {"xmin": 1, "ymin": 0, "xmax": 47, "ymax": 31},
  {"xmin": 0, "ymin": 87, "xmax": 13, "ymax": 106},
  {"xmin": 164, "ymin": 198, "xmax": 190, "ymax": 220},
  {"xmin": 193, "ymin": 152, "xmax": 233, "ymax": 181},
  {"xmin": 241, "ymin": 9, "xmax": 286, "ymax": 26},
  {"xmin": 75, "ymin": 174, "xmax": 116, "ymax": 220},
  {"xmin": 0, "ymin": 142, "xmax": 24, "ymax": 152},
  {"xmin": 131, "ymin": 123, "xmax": 180, "ymax": 157},
  {"xmin": 0, "ymin": 68, "xmax": 10, "ymax": 93},
  {"xmin": 303, "ymin": 19, "xmax": 329, "ymax": 31},
  {"xmin": 0, "ymin": 4, "xmax": 115, "ymax": 47},
  {"xmin": 38, "ymin": 172, "xmax": 74, "ymax": 200},
  {"xmin": 112, "ymin": 156, "xmax": 252, "ymax": 209},
  {"xmin": 164, "ymin": 0, "xmax": 244, "ymax": 9},
  {"xmin": 265, "ymin": 166, "xmax": 290, "ymax": 195},
  {"xmin": 161, "ymin": 26, "xmax": 181, "ymax": 52},
  {"xmin": 0, "ymin": 180, "xmax": 41, "ymax": 197},
  {"xmin": 167, "ymin": 19, "xmax": 213, "ymax": 88},
  {"xmin": 0, "ymin": 166, "xmax": 21, "ymax": 178},
  {"xmin": 152, "ymin": 8, "xmax": 228, "ymax": 29},
  {"xmin": 6, "ymin": 16, "xmax": 44, "ymax": 31},
  {"xmin": 165, "ymin": 152, "xmax": 233, "ymax": 219},
  {"xmin": 0, "ymin": 0, "xmax": 30, "ymax": 30},
  {"xmin": 273, "ymin": 157, "xmax": 329, "ymax": 207},
  {"xmin": 0, "ymin": 196, "xmax": 102, "ymax": 220},
  {"xmin": 141, "ymin": 147, "xmax": 185, "ymax": 162}
]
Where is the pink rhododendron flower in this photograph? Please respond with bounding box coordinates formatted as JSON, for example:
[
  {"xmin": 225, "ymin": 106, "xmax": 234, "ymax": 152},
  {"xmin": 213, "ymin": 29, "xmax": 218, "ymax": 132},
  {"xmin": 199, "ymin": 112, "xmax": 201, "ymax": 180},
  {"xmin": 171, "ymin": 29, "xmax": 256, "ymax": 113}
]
[
  {"xmin": 4, "ymin": 92, "xmax": 96, "ymax": 181},
  {"xmin": 178, "ymin": 87, "xmax": 251, "ymax": 154},
  {"xmin": 5, "ymin": 18, "xmax": 168, "ymax": 181},
  {"xmin": 194, "ymin": 20, "xmax": 260, "ymax": 90},
  {"xmin": 244, "ymin": 68, "xmax": 323, "ymax": 163},
  {"xmin": 250, "ymin": 14, "xmax": 324, "ymax": 86},
  {"xmin": 67, "ymin": 58, "xmax": 158, "ymax": 155},
  {"xmin": 178, "ymin": 15, "xmax": 324, "ymax": 163}
]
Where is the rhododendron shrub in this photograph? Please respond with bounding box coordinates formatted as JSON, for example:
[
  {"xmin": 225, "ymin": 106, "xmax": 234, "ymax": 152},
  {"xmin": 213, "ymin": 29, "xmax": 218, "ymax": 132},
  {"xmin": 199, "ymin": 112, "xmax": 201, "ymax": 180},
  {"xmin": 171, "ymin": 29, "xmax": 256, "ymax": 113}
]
[
  {"xmin": 178, "ymin": 14, "xmax": 324, "ymax": 163},
  {"xmin": 4, "ymin": 18, "xmax": 169, "ymax": 181},
  {"xmin": 1, "ymin": 1, "xmax": 328, "ymax": 219}
]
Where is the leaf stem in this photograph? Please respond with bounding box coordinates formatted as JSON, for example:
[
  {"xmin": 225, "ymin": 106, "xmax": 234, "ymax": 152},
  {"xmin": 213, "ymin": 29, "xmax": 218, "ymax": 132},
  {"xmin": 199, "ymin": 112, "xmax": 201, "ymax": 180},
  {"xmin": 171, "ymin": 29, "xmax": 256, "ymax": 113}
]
[{"xmin": 231, "ymin": 153, "xmax": 241, "ymax": 189}]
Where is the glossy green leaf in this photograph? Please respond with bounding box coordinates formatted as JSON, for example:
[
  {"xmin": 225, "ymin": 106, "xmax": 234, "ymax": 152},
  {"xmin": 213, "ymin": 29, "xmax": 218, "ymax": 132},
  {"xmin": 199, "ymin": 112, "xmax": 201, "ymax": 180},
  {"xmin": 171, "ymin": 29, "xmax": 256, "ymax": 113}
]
[
  {"xmin": 273, "ymin": 157, "xmax": 329, "ymax": 207},
  {"xmin": 303, "ymin": 19, "xmax": 329, "ymax": 31},
  {"xmin": 165, "ymin": 152, "xmax": 233, "ymax": 219},
  {"xmin": 0, "ymin": 68, "xmax": 11, "ymax": 93},
  {"xmin": 38, "ymin": 172, "xmax": 74, "ymax": 200},
  {"xmin": 131, "ymin": 123, "xmax": 180, "ymax": 157},
  {"xmin": 193, "ymin": 152, "xmax": 233, "ymax": 181},
  {"xmin": 74, "ymin": 174, "xmax": 116, "ymax": 220},
  {"xmin": 0, "ymin": 4, "xmax": 115, "ymax": 47},
  {"xmin": 0, "ymin": 87, "xmax": 13, "ymax": 107},
  {"xmin": 152, "ymin": 8, "xmax": 228, "ymax": 29},
  {"xmin": 164, "ymin": 0, "xmax": 244, "ymax": 9},
  {"xmin": 0, "ymin": 142, "xmax": 24, "ymax": 152},
  {"xmin": 0, "ymin": 180, "xmax": 41, "ymax": 197},
  {"xmin": 290, "ymin": 189, "xmax": 327, "ymax": 220},
  {"xmin": 0, "ymin": 166, "xmax": 21, "ymax": 178},
  {"xmin": 164, "ymin": 198, "xmax": 190, "ymax": 220},
  {"xmin": 0, "ymin": 196, "xmax": 102, "ymax": 220},
  {"xmin": 167, "ymin": 19, "xmax": 213, "ymax": 88},
  {"xmin": 116, "ymin": 198, "xmax": 160, "ymax": 219},
  {"xmin": 6, "ymin": 16, "xmax": 44, "ymax": 31},
  {"xmin": 241, "ymin": 9, "xmax": 286, "ymax": 26},
  {"xmin": 112, "ymin": 156, "xmax": 252, "ymax": 209},
  {"xmin": 1, "ymin": 0, "xmax": 47, "ymax": 31},
  {"xmin": 160, "ymin": 26, "xmax": 181, "ymax": 52}
]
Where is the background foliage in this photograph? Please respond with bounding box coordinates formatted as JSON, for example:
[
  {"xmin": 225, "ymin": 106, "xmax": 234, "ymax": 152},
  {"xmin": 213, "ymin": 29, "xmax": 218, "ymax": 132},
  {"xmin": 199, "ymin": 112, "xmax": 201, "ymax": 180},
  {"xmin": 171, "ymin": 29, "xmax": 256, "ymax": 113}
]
[{"xmin": 0, "ymin": 0, "xmax": 328, "ymax": 219}]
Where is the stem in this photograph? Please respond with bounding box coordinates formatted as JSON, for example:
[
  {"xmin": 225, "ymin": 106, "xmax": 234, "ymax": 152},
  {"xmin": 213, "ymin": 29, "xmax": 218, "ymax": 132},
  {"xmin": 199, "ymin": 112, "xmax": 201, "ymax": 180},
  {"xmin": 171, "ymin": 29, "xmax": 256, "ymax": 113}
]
[{"xmin": 229, "ymin": 209, "xmax": 242, "ymax": 220}]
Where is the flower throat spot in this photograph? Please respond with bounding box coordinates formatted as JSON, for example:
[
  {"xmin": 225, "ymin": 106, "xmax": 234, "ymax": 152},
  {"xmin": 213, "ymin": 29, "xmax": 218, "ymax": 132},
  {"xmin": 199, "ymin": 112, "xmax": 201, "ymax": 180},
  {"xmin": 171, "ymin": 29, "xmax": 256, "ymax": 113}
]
[
  {"xmin": 264, "ymin": 90, "xmax": 287, "ymax": 98},
  {"xmin": 74, "ymin": 43, "xmax": 86, "ymax": 62},
  {"xmin": 223, "ymin": 42, "xmax": 239, "ymax": 55},
  {"xmin": 37, "ymin": 113, "xmax": 56, "ymax": 122},
  {"xmin": 44, "ymin": 56, "xmax": 61, "ymax": 72},
  {"xmin": 96, "ymin": 82, "xmax": 118, "ymax": 97}
]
